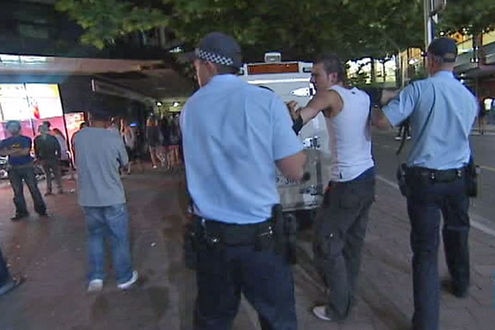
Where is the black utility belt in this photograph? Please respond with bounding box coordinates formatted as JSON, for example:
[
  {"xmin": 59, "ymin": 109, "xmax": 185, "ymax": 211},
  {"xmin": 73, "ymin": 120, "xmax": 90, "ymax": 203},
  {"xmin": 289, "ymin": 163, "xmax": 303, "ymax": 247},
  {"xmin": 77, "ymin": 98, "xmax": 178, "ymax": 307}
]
[
  {"xmin": 193, "ymin": 216, "xmax": 273, "ymax": 246},
  {"xmin": 406, "ymin": 166, "xmax": 465, "ymax": 183}
]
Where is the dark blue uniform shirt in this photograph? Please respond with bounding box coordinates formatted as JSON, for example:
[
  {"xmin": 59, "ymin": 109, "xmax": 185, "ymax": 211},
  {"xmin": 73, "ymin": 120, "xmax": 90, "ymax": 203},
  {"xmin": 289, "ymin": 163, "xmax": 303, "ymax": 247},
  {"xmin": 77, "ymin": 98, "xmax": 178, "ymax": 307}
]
[{"xmin": 0, "ymin": 135, "xmax": 33, "ymax": 166}]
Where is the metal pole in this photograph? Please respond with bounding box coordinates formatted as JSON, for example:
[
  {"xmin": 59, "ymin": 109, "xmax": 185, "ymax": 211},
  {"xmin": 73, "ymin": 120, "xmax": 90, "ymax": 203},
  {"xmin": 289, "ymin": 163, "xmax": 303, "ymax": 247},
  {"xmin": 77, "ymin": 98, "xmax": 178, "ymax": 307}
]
[{"xmin": 424, "ymin": 0, "xmax": 433, "ymax": 51}]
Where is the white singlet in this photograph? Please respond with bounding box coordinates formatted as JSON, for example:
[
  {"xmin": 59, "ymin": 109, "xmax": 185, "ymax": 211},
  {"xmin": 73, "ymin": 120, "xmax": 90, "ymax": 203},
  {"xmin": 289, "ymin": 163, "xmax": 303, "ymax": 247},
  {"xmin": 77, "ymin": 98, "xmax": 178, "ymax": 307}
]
[{"xmin": 325, "ymin": 85, "xmax": 374, "ymax": 182}]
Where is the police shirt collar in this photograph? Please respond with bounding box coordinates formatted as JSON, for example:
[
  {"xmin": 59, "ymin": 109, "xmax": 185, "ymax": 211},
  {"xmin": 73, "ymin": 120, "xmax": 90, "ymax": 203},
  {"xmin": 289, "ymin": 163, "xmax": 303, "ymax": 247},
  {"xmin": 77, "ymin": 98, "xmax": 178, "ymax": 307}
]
[
  {"xmin": 210, "ymin": 74, "xmax": 238, "ymax": 83},
  {"xmin": 433, "ymin": 70, "xmax": 454, "ymax": 79}
]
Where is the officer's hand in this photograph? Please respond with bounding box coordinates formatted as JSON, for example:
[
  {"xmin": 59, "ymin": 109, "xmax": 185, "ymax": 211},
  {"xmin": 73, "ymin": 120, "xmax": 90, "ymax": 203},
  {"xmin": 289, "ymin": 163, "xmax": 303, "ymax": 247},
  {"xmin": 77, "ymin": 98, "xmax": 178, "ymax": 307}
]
[
  {"xmin": 286, "ymin": 101, "xmax": 301, "ymax": 121},
  {"xmin": 380, "ymin": 89, "xmax": 400, "ymax": 106}
]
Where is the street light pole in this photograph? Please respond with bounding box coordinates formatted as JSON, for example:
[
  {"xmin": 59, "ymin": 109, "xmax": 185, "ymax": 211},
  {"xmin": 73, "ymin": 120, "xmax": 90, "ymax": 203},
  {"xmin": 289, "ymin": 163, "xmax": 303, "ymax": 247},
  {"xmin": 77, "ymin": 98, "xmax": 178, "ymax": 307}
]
[
  {"xmin": 424, "ymin": 0, "xmax": 433, "ymax": 51},
  {"xmin": 425, "ymin": 0, "xmax": 448, "ymax": 50}
]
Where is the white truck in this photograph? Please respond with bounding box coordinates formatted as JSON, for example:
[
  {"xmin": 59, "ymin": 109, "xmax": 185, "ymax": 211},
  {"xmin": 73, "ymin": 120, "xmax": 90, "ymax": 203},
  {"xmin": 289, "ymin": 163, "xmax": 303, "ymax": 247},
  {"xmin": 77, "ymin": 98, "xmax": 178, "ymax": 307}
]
[{"xmin": 239, "ymin": 52, "xmax": 331, "ymax": 223}]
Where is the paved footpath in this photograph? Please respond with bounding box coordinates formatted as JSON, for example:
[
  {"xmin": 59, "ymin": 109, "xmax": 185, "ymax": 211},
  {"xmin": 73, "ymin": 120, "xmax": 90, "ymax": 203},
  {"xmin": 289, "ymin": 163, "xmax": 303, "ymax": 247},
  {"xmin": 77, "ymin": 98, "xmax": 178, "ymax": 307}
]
[{"xmin": 0, "ymin": 169, "xmax": 493, "ymax": 330}]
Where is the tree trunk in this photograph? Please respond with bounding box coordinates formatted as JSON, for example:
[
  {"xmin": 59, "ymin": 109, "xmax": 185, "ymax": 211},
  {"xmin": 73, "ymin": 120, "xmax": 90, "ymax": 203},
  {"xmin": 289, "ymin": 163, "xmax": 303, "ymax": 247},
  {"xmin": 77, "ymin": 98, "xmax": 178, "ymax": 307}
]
[
  {"xmin": 472, "ymin": 32, "xmax": 483, "ymax": 65},
  {"xmin": 382, "ymin": 61, "xmax": 387, "ymax": 83}
]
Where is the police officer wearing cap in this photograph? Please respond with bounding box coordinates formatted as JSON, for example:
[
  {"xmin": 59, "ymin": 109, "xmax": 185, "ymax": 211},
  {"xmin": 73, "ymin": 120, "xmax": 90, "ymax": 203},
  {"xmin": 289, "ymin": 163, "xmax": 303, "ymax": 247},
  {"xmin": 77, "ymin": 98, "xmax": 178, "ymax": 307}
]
[
  {"xmin": 181, "ymin": 32, "xmax": 306, "ymax": 329},
  {"xmin": 0, "ymin": 120, "xmax": 47, "ymax": 220},
  {"xmin": 372, "ymin": 38, "xmax": 478, "ymax": 330}
]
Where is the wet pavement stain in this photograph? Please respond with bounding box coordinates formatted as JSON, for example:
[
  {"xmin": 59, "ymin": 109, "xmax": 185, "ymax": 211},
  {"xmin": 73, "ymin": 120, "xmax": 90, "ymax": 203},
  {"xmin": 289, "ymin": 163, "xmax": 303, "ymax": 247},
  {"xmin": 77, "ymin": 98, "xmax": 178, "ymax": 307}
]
[
  {"xmin": 91, "ymin": 295, "xmax": 109, "ymax": 321},
  {"xmin": 147, "ymin": 286, "xmax": 169, "ymax": 320}
]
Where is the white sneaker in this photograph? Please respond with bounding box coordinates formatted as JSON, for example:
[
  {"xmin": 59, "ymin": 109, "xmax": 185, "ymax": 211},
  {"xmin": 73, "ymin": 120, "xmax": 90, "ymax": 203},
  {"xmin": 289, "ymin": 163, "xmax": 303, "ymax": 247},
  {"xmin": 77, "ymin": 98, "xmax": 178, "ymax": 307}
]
[
  {"xmin": 117, "ymin": 270, "xmax": 138, "ymax": 290},
  {"xmin": 87, "ymin": 279, "xmax": 103, "ymax": 292},
  {"xmin": 312, "ymin": 305, "xmax": 333, "ymax": 321}
]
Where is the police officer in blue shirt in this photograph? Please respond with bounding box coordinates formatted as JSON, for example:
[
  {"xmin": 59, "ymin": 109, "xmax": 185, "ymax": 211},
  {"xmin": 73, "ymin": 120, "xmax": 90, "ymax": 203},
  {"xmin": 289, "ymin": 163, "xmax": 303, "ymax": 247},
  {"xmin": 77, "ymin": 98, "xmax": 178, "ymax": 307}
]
[
  {"xmin": 181, "ymin": 32, "xmax": 306, "ymax": 330},
  {"xmin": 0, "ymin": 120, "xmax": 47, "ymax": 220},
  {"xmin": 373, "ymin": 38, "xmax": 478, "ymax": 330}
]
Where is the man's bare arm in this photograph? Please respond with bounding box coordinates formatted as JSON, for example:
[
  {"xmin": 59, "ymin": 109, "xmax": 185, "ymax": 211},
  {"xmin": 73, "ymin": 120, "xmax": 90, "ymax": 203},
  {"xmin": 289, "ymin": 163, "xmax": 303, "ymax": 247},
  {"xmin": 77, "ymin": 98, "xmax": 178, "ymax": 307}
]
[
  {"xmin": 371, "ymin": 107, "xmax": 393, "ymax": 130},
  {"xmin": 297, "ymin": 90, "xmax": 343, "ymax": 125},
  {"xmin": 371, "ymin": 89, "xmax": 398, "ymax": 130},
  {"xmin": 276, "ymin": 151, "xmax": 307, "ymax": 182}
]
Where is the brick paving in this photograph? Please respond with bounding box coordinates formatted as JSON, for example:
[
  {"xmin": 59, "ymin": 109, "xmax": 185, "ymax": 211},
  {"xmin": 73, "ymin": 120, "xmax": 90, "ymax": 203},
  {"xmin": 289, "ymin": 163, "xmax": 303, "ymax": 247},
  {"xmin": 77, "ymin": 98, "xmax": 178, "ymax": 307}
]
[{"xmin": 0, "ymin": 167, "xmax": 493, "ymax": 329}]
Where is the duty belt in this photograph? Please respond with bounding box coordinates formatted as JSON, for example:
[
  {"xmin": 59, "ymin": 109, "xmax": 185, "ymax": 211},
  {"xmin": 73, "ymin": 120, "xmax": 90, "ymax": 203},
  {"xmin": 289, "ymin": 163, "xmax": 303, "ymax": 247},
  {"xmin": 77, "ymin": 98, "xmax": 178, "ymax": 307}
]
[
  {"xmin": 406, "ymin": 166, "xmax": 464, "ymax": 183},
  {"xmin": 193, "ymin": 216, "xmax": 273, "ymax": 246}
]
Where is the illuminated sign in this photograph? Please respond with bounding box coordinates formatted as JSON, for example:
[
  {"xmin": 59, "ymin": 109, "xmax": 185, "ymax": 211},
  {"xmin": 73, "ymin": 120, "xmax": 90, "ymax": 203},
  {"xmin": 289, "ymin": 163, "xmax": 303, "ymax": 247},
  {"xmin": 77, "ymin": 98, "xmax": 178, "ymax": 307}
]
[{"xmin": 0, "ymin": 84, "xmax": 63, "ymax": 121}]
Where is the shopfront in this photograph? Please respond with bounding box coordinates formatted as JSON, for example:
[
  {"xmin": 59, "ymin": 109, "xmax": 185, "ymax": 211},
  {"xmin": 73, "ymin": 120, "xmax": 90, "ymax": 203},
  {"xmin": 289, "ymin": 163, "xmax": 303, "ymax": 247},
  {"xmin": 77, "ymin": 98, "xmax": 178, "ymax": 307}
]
[{"xmin": 0, "ymin": 82, "xmax": 85, "ymax": 142}]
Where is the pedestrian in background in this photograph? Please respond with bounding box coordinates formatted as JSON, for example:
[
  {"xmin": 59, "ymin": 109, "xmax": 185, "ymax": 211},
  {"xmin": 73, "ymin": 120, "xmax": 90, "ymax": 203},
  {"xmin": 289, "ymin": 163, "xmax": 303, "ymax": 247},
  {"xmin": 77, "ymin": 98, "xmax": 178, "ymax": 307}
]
[
  {"xmin": 372, "ymin": 38, "xmax": 478, "ymax": 330},
  {"xmin": 121, "ymin": 119, "xmax": 143, "ymax": 174},
  {"xmin": 477, "ymin": 100, "xmax": 488, "ymax": 135},
  {"xmin": 181, "ymin": 32, "xmax": 305, "ymax": 329},
  {"xmin": 51, "ymin": 128, "xmax": 69, "ymax": 163},
  {"xmin": 288, "ymin": 53, "xmax": 375, "ymax": 322},
  {"xmin": 34, "ymin": 124, "xmax": 63, "ymax": 195},
  {"xmin": 70, "ymin": 121, "xmax": 88, "ymax": 165},
  {"xmin": 0, "ymin": 120, "xmax": 47, "ymax": 221},
  {"xmin": 74, "ymin": 109, "xmax": 138, "ymax": 292},
  {"xmin": 0, "ymin": 246, "xmax": 24, "ymax": 297},
  {"xmin": 159, "ymin": 116, "xmax": 170, "ymax": 169},
  {"xmin": 145, "ymin": 116, "xmax": 161, "ymax": 169},
  {"xmin": 168, "ymin": 116, "xmax": 182, "ymax": 172}
]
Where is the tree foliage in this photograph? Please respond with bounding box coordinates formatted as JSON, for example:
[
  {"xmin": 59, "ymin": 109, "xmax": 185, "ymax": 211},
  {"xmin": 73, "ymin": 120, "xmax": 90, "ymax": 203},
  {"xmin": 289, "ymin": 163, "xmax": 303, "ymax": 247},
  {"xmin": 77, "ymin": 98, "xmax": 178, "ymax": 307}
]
[
  {"xmin": 55, "ymin": 0, "xmax": 494, "ymax": 63},
  {"xmin": 439, "ymin": 0, "xmax": 495, "ymax": 36},
  {"xmin": 56, "ymin": 0, "xmax": 426, "ymax": 62}
]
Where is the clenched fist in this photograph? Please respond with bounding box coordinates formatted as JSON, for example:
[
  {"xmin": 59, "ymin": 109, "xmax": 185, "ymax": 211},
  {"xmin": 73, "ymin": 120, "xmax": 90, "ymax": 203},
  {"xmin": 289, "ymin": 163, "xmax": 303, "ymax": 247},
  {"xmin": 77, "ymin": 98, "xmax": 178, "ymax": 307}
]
[{"xmin": 286, "ymin": 101, "xmax": 301, "ymax": 121}]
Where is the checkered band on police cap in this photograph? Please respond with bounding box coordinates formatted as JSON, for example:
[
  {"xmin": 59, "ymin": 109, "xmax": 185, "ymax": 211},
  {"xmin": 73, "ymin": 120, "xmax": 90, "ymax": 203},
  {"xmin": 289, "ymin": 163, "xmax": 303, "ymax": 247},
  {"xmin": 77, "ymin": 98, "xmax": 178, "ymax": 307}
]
[
  {"xmin": 186, "ymin": 32, "xmax": 242, "ymax": 68},
  {"xmin": 195, "ymin": 48, "xmax": 235, "ymax": 66}
]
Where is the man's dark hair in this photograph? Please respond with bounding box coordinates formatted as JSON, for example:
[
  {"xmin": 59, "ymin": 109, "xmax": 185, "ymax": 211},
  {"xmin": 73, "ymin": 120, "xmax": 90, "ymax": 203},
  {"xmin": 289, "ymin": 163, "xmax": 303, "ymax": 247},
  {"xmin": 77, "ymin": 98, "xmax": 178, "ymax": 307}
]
[
  {"xmin": 89, "ymin": 111, "xmax": 111, "ymax": 122},
  {"xmin": 211, "ymin": 61, "xmax": 239, "ymax": 75},
  {"xmin": 315, "ymin": 53, "xmax": 346, "ymax": 83},
  {"xmin": 43, "ymin": 121, "xmax": 51, "ymax": 128}
]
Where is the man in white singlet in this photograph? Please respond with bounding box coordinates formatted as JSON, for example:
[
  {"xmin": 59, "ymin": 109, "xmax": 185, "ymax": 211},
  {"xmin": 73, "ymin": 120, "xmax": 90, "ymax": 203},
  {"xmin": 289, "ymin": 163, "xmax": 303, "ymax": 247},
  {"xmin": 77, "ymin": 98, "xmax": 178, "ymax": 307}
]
[{"xmin": 289, "ymin": 53, "xmax": 375, "ymax": 322}]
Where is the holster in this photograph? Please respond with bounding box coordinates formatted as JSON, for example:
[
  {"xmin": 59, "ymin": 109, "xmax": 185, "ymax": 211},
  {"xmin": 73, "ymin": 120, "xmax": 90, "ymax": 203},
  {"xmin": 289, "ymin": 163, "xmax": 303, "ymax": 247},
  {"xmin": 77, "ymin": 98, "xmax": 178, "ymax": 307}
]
[
  {"xmin": 184, "ymin": 206, "xmax": 298, "ymax": 268},
  {"xmin": 396, "ymin": 163, "xmax": 410, "ymax": 197},
  {"xmin": 272, "ymin": 204, "xmax": 298, "ymax": 264},
  {"xmin": 183, "ymin": 220, "xmax": 203, "ymax": 270},
  {"xmin": 465, "ymin": 156, "xmax": 479, "ymax": 198}
]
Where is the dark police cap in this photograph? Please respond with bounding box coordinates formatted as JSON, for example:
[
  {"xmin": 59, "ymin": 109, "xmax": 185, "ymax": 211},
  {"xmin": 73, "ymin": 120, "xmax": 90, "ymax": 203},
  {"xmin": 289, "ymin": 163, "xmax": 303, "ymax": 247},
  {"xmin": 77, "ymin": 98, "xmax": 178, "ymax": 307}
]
[
  {"xmin": 427, "ymin": 37, "xmax": 458, "ymax": 62},
  {"xmin": 185, "ymin": 32, "xmax": 242, "ymax": 69}
]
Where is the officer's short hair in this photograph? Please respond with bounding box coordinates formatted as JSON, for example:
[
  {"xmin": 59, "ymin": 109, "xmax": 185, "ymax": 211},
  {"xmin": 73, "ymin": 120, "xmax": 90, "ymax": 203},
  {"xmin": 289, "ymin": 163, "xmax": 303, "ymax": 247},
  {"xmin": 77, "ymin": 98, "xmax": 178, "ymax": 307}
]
[
  {"xmin": 315, "ymin": 53, "xmax": 346, "ymax": 83},
  {"xmin": 212, "ymin": 62, "xmax": 239, "ymax": 75}
]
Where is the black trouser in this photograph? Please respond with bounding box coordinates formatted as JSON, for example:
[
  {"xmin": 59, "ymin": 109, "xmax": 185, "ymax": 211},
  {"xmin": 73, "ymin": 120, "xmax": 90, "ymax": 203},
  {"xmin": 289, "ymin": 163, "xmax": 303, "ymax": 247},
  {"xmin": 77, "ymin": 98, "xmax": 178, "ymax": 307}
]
[
  {"xmin": 194, "ymin": 220, "xmax": 297, "ymax": 330},
  {"xmin": 41, "ymin": 159, "xmax": 62, "ymax": 193},
  {"xmin": 8, "ymin": 165, "xmax": 46, "ymax": 216},
  {"xmin": 0, "ymin": 247, "xmax": 10, "ymax": 286},
  {"xmin": 313, "ymin": 176, "xmax": 375, "ymax": 320},
  {"xmin": 405, "ymin": 169, "xmax": 470, "ymax": 330}
]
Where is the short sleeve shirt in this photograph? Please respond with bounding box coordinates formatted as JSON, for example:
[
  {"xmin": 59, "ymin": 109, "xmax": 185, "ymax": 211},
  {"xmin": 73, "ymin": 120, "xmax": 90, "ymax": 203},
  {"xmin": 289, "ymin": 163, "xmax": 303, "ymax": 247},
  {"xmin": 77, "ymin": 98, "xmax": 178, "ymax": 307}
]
[
  {"xmin": 0, "ymin": 135, "xmax": 33, "ymax": 166},
  {"xmin": 181, "ymin": 74, "xmax": 303, "ymax": 224},
  {"xmin": 382, "ymin": 71, "xmax": 478, "ymax": 169},
  {"xmin": 74, "ymin": 127, "xmax": 129, "ymax": 207}
]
